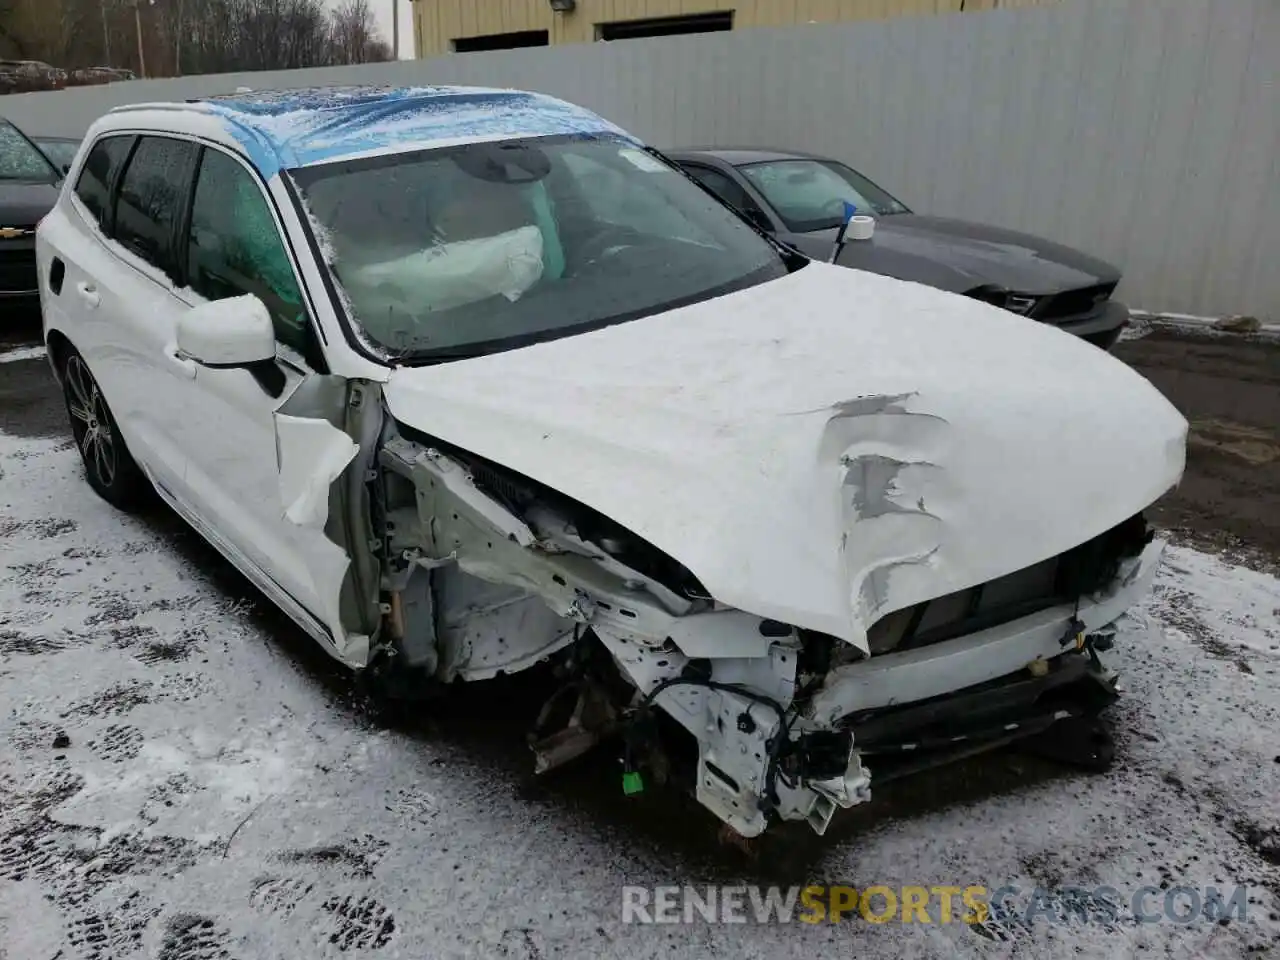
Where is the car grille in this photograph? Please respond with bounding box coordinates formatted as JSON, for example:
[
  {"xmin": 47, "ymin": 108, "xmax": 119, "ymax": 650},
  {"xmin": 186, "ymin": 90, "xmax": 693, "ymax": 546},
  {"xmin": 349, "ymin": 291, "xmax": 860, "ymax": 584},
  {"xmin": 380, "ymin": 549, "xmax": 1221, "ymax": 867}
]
[
  {"xmin": 0, "ymin": 246, "xmax": 38, "ymax": 293},
  {"xmin": 852, "ymin": 511, "xmax": 1153, "ymax": 657},
  {"xmin": 1034, "ymin": 282, "xmax": 1117, "ymax": 322}
]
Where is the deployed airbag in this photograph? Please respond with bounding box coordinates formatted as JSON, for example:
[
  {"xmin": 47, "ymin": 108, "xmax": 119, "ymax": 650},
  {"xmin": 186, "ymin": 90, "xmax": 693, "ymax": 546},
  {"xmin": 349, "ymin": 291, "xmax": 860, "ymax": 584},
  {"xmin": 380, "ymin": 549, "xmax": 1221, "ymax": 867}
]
[{"xmin": 342, "ymin": 225, "xmax": 545, "ymax": 342}]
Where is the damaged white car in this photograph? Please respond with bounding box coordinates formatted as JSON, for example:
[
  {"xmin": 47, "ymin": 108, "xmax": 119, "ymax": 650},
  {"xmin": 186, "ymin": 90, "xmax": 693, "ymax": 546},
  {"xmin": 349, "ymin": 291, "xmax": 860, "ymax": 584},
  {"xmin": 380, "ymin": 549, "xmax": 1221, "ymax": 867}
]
[{"xmin": 36, "ymin": 85, "xmax": 1188, "ymax": 838}]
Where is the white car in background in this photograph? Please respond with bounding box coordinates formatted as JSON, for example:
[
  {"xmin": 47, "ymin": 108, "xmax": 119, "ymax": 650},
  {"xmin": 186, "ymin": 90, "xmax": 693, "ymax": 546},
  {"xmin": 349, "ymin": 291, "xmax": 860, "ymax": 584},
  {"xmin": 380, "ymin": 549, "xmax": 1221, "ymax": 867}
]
[{"xmin": 35, "ymin": 85, "xmax": 1188, "ymax": 839}]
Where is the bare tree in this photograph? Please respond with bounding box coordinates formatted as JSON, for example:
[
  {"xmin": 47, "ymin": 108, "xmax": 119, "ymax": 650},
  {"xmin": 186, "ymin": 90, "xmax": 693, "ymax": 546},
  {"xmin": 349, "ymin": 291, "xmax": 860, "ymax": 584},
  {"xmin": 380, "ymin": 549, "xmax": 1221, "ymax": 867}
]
[
  {"xmin": 1, "ymin": 0, "xmax": 389, "ymax": 77},
  {"xmin": 329, "ymin": 0, "xmax": 388, "ymax": 65}
]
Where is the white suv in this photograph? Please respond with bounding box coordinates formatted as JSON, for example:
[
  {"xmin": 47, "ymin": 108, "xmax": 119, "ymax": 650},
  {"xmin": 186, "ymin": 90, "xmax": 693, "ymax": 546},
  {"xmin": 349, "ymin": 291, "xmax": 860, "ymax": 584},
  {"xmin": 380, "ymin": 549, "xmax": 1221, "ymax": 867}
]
[{"xmin": 36, "ymin": 85, "xmax": 1188, "ymax": 839}]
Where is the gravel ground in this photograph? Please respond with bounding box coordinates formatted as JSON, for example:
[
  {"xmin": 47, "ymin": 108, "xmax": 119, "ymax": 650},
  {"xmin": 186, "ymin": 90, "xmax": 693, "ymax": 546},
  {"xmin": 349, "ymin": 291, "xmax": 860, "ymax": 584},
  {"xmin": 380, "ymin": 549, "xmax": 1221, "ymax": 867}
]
[
  {"xmin": 1, "ymin": 322, "xmax": 1278, "ymax": 959},
  {"xmin": 1114, "ymin": 330, "xmax": 1280, "ymax": 568}
]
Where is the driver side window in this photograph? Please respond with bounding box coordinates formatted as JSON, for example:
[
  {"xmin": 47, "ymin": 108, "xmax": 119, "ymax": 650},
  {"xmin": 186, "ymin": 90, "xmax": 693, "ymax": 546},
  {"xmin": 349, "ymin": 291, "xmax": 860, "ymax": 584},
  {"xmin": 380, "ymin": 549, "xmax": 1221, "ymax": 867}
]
[
  {"xmin": 682, "ymin": 164, "xmax": 767, "ymax": 226},
  {"xmin": 185, "ymin": 148, "xmax": 309, "ymax": 354}
]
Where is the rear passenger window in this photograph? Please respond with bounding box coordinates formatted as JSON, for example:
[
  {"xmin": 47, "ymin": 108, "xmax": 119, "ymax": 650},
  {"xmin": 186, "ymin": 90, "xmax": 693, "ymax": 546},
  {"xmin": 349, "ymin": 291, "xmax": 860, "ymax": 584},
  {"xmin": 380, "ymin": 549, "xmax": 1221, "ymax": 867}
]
[
  {"xmin": 73, "ymin": 135, "xmax": 132, "ymax": 231},
  {"xmin": 113, "ymin": 136, "xmax": 197, "ymax": 279},
  {"xmin": 185, "ymin": 148, "xmax": 309, "ymax": 352}
]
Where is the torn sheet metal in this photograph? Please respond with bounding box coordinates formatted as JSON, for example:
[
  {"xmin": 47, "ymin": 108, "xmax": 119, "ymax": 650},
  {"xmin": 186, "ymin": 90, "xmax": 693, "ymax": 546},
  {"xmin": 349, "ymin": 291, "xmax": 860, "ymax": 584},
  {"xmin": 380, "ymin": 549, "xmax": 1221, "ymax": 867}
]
[
  {"xmin": 274, "ymin": 413, "xmax": 359, "ymax": 528},
  {"xmin": 272, "ymin": 411, "xmax": 361, "ymax": 658}
]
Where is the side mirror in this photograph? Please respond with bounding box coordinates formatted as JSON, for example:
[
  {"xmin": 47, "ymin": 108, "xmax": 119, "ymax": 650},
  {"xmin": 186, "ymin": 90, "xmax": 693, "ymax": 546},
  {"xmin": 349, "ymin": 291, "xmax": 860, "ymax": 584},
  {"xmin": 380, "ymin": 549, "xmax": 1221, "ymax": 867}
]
[{"xmin": 176, "ymin": 294, "xmax": 276, "ymax": 368}]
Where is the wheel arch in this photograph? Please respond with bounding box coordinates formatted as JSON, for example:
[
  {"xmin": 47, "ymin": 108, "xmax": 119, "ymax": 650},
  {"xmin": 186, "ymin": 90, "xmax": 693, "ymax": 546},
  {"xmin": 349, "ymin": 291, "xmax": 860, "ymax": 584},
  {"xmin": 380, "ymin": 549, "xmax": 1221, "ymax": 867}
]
[{"xmin": 45, "ymin": 328, "xmax": 74, "ymax": 382}]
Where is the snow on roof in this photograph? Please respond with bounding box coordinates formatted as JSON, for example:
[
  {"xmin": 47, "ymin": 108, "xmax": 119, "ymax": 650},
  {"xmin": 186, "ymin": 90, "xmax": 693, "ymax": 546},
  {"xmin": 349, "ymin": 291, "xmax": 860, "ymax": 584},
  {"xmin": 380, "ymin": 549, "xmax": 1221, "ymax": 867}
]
[{"xmin": 179, "ymin": 84, "xmax": 637, "ymax": 175}]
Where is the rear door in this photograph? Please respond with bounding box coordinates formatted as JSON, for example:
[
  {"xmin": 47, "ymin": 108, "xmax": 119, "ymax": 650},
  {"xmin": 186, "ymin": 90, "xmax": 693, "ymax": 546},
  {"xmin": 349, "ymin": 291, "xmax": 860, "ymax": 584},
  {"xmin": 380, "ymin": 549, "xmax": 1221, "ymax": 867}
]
[{"xmin": 62, "ymin": 133, "xmax": 200, "ymax": 495}]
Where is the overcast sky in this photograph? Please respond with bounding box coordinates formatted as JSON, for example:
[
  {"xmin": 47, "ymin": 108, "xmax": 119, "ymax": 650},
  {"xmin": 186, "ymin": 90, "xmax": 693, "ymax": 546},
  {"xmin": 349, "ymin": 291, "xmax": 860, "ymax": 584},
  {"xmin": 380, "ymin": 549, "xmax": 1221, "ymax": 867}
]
[{"xmin": 342, "ymin": 0, "xmax": 417, "ymax": 59}]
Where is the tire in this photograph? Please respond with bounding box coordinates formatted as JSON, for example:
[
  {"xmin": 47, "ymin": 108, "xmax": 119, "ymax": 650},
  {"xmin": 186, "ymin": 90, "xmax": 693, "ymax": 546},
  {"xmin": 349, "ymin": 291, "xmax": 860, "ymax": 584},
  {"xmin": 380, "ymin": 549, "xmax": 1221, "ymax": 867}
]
[{"xmin": 61, "ymin": 350, "xmax": 152, "ymax": 510}]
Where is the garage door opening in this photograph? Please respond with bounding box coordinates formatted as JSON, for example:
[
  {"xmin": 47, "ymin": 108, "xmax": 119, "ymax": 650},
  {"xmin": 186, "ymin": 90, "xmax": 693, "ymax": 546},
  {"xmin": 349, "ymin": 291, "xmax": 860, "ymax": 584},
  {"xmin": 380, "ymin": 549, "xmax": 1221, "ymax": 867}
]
[
  {"xmin": 452, "ymin": 30, "xmax": 551, "ymax": 53},
  {"xmin": 596, "ymin": 12, "xmax": 733, "ymax": 42}
]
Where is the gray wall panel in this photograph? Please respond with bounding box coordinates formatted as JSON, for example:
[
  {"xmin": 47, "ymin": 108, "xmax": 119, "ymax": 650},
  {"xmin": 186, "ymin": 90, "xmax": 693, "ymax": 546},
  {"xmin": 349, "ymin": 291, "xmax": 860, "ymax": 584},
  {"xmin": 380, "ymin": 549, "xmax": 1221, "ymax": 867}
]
[{"xmin": 1, "ymin": 0, "xmax": 1275, "ymax": 318}]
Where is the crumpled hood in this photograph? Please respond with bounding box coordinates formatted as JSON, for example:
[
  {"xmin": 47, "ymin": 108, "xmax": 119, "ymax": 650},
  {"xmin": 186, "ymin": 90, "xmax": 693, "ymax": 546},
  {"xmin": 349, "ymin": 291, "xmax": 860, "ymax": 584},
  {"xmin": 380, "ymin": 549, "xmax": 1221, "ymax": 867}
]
[{"xmin": 383, "ymin": 263, "xmax": 1186, "ymax": 652}]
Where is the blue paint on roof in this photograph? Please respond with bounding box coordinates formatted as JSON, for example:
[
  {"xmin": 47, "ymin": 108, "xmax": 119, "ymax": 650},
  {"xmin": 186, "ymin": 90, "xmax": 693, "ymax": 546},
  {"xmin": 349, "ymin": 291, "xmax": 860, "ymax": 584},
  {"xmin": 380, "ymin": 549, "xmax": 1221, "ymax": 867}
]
[{"xmin": 186, "ymin": 85, "xmax": 638, "ymax": 176}]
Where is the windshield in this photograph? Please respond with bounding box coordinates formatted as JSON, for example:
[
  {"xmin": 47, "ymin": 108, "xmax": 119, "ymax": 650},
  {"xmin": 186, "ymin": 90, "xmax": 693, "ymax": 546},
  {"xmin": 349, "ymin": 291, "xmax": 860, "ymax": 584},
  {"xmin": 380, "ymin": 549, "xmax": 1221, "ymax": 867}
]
[
  {"xmin": 291, "ymin": 135, "xmax": 791, "ymax": 360},
  {"xmin": 739, "ymin": 159, "xmax": 909, "ymax": 232},
  {"xmin": 35, "ymin": 137, "xmax": 80, "ymax": 170},
  {"xmin": 0, "ymin": 121, "xmax": 59, "ymax": 182}
]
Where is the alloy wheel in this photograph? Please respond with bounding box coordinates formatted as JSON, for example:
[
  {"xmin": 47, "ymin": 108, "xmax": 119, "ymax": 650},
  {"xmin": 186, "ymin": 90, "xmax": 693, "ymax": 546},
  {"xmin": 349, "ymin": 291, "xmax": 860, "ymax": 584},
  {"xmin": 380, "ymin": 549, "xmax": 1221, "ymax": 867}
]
[{"xmin": 65, "ymin": 354, "xmax": 118, "ymax": 489}]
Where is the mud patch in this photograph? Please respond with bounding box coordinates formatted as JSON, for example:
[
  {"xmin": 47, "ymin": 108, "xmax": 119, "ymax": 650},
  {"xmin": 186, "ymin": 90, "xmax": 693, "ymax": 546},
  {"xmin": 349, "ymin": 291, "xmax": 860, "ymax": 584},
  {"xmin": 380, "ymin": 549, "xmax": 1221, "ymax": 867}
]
[
  {"xmin": 7, "ymin": 718, "xmax": 61, "ymax": 752},
  {"xmin": 157, "ymin": 913, "xmax": 234, "ymax": 960},
  {"xmin": 319, "ymin": 894, "xmax": 396, "ymax": 951},
  {"xmin": 72, "ymin": 833, "xmax": 199, "ymax": 892},
  {"xmin": 61, "ymin": 680, "xmax": 153, "ymax": 720},
  {"xmin": 249, "ymin": 875, "xmax": 315, "ymax": 918},
  {"xmin": 67, "ymin": 892, "xmax": 160, "ymax": 960},
  {"xmin": 103, "ymin": 623, "xmax": 161, "ymax": 649},
  {"xmin": 27, "ymin": 518, "xmax": 78, "ymax": 539},
  {"xmin": 0, "ymin": 628, "xmax": 68, "ymax": 656},
  {"xmin": 7, "ymin": 557, "xmax": 74, "ymax": 588},
  {"xmin": 1234, "ymin": 821, "xmax": 1280, "ymax": 866},
  {"xmin": 0, "ymin": 828, "xmax": 71, "ymax": 883},
  {"xmin": 136, "ymin": 637, "xmax": 198, "ymax": 665},
  {"xmin": 1147, "ymin": 583, "xmax": 1258, "ymax": 674},
  {"xmin": 1189, "ymin": 419, "xmax": 1280, "ymax": 466},
  {"xmin": 88, "ymin": 723, "xmax": 145, "ymax": 763},
  {"xmin": 1115, "ymin": 332, "xmax": 1280, "ymax": 557},
  {"xmin": 279, "ymin": 835, "xmax": 389, "ymax": 878},
  {"xmin": 63, "ymin": 544, "xmax": 109, "ymax": 560},
  {"xmin": 22, "ymin": 767, "xmax": 86, "ymax": 816}
]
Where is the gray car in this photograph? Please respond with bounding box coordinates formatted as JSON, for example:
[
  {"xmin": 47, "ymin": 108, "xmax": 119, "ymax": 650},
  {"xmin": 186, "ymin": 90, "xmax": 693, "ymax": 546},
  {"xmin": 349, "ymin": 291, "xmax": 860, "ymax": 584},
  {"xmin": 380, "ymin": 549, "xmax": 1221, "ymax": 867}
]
[{"xmin": 667, "ymin": 148, "xmax": 1129, "ymax": 349}]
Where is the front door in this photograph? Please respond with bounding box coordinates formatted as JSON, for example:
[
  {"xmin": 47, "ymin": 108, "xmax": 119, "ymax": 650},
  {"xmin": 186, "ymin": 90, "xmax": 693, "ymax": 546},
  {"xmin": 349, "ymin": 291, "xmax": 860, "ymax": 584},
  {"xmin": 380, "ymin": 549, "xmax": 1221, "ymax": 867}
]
[{"xmin": 171, "ymin": 145, "xmax": 357, "ymax": 648}]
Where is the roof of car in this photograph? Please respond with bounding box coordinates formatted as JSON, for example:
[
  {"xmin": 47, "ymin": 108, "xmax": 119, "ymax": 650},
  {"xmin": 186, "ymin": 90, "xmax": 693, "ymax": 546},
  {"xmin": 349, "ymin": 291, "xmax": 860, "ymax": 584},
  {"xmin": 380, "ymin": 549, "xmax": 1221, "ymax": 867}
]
[
  {"xmin": 665, "ymin": 147, "xmax": 831, "ymax": 166},
  {"xmin": 104, "ymin": 84, "xmax": 636, "ymax": 177}
]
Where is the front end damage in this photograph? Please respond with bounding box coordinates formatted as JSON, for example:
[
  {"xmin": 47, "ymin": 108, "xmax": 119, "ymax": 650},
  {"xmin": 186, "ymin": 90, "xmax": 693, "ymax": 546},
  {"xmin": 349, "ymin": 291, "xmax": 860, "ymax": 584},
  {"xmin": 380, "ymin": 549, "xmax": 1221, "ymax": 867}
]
[{"xmin": 363, "ymin": 411, "xmax": 1166, "ymax": 839}]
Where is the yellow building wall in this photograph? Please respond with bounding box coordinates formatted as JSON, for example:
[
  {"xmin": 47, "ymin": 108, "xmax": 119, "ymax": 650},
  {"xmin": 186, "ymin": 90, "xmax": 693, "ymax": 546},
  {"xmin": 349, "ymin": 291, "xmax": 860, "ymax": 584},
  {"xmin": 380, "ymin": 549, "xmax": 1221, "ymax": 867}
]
[{"xmin": 413, "ymin": 0, "xmax": 1061, "ymax": 58}]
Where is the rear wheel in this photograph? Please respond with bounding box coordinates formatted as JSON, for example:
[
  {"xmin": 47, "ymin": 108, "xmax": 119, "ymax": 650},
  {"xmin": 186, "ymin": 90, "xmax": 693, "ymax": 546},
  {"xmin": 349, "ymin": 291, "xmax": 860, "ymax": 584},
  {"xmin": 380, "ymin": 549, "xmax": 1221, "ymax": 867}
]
[{"xmin": 62, "ymin": 351, "xmax": 151, "ymax": 510}]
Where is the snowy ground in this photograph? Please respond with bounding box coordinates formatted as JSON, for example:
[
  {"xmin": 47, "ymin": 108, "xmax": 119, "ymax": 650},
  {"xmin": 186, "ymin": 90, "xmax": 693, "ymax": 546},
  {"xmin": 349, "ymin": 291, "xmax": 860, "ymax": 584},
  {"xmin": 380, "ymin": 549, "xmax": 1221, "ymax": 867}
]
[{"xmin": 1, "ymin": 359, "xmax": 1279, "ymax": 958}]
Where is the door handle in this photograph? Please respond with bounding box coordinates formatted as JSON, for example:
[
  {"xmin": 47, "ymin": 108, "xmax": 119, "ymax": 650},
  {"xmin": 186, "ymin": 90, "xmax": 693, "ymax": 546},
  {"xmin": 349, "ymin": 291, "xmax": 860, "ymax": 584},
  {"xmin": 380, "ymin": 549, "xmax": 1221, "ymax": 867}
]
[
  {"xmin": 75, "ymin": 281, "xmax": 100, "ymax": 309},
  {"xmin": 165, "ymin": 346, "xmax": 197, "ymax": 380}
]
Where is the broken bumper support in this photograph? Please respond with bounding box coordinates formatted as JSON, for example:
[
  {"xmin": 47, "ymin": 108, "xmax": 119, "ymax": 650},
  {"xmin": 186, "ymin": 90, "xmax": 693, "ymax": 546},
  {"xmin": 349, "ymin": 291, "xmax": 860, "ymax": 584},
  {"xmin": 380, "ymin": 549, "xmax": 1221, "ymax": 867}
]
[{"xmin": 625, "ymin": 539, "xmax": 1164, "ymax": 838}]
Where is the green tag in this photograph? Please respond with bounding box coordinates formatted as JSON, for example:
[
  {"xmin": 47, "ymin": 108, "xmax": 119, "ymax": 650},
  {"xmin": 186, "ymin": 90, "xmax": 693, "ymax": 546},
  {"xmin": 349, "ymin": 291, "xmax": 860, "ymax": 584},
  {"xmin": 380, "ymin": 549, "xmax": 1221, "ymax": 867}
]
[{"xmin": 622, "ymin": 771, "xmax": 645, "ymax": 796}]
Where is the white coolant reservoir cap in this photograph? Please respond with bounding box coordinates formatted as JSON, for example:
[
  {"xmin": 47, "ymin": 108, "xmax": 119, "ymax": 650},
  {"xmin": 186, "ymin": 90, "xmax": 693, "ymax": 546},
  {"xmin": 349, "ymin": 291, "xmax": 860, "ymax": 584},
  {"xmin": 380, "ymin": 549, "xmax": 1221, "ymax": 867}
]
[{"xmin": 846, "ymin": 215, "xmax": 876, "ymax": 241}]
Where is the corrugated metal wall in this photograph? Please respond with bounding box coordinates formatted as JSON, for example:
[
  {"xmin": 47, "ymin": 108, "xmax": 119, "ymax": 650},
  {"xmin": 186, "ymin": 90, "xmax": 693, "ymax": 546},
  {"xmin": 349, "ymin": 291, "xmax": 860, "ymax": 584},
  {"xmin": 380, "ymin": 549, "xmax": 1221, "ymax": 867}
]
[
  {"xmin": 412, "ymin": 0, "xmax": 1059, "ymax": 57},
  {"xmin": 1, "ymin": 0, "xmax": 1275, "ymax": 319}
]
